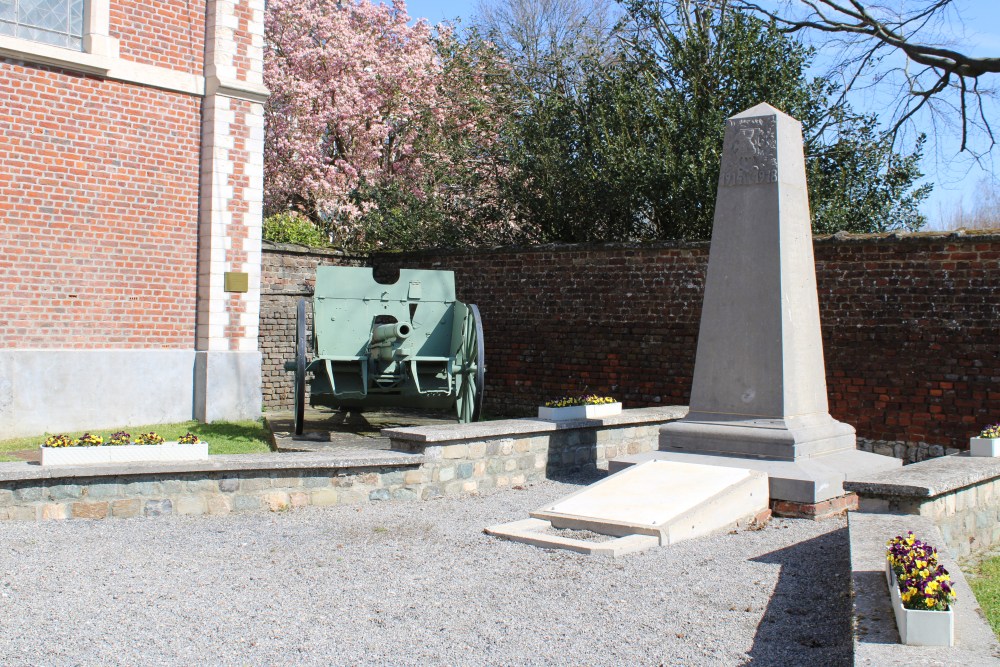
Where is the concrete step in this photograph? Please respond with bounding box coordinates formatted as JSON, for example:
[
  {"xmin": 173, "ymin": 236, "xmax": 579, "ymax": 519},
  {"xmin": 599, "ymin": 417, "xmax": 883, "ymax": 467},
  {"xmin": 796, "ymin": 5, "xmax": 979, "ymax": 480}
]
[
  {"xmin": 484, "ymin": 518, "xmax": 661, "ymax": 557},
  {"xmin": 487, "ymin": 460, "xmax": 770, "ymax": 556}
]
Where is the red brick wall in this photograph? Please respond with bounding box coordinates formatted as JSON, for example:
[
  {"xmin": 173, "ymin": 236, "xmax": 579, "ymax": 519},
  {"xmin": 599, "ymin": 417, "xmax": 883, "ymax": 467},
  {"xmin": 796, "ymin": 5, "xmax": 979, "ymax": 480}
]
[
  {"xmin": 362, "ymin": 232, "xmax": 999, "ymax": 450},
  {"xmin": 112, "ymin": 1, "xmax": 206, "ymax": 75},
  {"xmin": 0, "ymin": 61, "xmax": 201, "ymax": 348}
]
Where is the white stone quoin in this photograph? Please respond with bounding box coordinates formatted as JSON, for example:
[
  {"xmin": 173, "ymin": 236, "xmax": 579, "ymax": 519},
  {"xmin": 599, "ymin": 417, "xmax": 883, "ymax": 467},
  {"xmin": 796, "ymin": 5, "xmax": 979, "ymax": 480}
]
[
  {"xmin": 614, "ymin": 103, "xmax": 900, "ymax": 504},
  {"xmin": 194, "ymin": 0, "xmax": 268, "ymax": 422}
]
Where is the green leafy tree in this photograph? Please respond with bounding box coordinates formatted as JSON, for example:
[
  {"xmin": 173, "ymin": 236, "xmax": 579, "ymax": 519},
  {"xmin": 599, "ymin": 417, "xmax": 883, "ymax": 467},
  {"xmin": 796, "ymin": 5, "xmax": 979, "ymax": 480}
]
[
  {"xmin": 497, "ymin": 0, "xmax": 931, "ymax": 242},
  {"xmin": 263, "ymin": 211, "xmax": 330, "ymax": 247},
  {"xmin": 808, "ymin": 112, "xmax": 932, "ymax": 234}
]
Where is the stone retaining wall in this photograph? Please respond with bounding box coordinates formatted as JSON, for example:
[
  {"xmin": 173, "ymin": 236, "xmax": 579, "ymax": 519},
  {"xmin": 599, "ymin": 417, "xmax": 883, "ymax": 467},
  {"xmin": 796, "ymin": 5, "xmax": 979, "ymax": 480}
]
[
  {"xmin": 857, "ymin": 438, "xmax": 962, "ymax": 465},
  {"xmin": 0, "ymin": 452, "xmax": 426, "ymax": 521},
  {"xmin": 846, "ymin": 455, "xmax": 1000, "ymax": 558},
  {"xmin": 0, "ymin": 407, "xmax": 683, "ymax": 522},
  {"xmin": 393, "ymin": 407, "xmax": 682, "ymax": 497}
]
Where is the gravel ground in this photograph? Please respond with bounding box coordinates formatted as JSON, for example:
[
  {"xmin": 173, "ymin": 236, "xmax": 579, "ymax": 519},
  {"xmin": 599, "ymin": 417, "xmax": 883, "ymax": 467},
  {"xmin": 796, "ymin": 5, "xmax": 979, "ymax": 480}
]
[{"xmin": 0, "ymin": 476, "xmax": 852, "ymax": 666}]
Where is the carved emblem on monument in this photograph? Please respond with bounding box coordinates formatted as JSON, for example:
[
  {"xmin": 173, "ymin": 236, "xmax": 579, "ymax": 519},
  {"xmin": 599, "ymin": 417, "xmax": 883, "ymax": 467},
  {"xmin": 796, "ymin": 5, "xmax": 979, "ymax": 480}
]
[{"xmin": 720, "ymin": 115, "xmax": 777, "ymax": 187}]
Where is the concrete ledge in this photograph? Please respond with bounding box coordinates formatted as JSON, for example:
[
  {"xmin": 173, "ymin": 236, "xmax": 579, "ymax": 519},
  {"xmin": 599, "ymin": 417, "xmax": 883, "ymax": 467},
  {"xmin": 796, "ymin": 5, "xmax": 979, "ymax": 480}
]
[
  {"xmin": 845, "ymin": 453, "xmax": 1000, "ymax": 499},
  {"xmin": 848, "ymin": 512, "xmax": 1000, "ymax": 665},
  {"xmin": 612, "ymin": 447, "xmax": 900, "ymax": 504},
  {"xmin": 0, "ymin": 450, "xmax": 425, "ymax": 483},
  {"xmin": 384, "ymin": 406, "xmax": 687, "ymax": 443}
]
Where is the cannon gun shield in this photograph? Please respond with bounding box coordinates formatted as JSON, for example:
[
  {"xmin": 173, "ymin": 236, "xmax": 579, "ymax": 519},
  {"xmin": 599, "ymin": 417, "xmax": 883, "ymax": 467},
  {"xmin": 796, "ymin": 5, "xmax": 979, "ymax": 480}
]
[{"xmin": 284, "ymin": 267, "xmax": 486, "ymax": 432}]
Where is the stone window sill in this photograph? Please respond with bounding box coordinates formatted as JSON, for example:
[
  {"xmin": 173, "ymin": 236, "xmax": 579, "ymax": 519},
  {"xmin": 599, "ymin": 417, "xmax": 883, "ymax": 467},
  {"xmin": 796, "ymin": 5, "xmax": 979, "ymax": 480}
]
[{"xmin": 0, "ymin": 34, "xmax": 110, "ymax": 75}]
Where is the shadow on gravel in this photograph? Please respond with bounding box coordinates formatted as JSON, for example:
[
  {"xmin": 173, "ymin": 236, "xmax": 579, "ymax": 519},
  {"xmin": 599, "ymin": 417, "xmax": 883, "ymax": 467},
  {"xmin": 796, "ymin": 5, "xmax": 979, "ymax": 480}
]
[
  {"xmin": 543, "ymin": 468, "xmax": 608, "ymax": 486},
  {"xmin": 742, "ymin": 527, "xmax": 853, "ymax": 667}
]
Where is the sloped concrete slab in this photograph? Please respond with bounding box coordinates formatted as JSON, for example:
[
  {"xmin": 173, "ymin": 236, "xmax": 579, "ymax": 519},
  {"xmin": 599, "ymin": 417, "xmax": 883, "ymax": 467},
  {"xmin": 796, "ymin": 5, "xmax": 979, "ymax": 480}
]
[{"xmin": 486, "ymin": 460, "xmax": 769, "ymax": 556}]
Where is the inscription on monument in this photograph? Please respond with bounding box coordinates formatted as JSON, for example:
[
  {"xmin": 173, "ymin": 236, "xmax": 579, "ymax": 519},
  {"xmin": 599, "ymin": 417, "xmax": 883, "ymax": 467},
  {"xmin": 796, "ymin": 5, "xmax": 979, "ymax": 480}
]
[{"xmin": 720, "ymin": 115, "xmax": 777, "ymax": 187}]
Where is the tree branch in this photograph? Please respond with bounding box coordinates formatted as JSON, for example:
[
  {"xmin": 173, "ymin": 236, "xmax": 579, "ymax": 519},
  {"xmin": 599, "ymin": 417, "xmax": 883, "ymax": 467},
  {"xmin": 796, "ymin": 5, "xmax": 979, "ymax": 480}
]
[{"xmin": 732, "ymin": 0, "xmax": 997, "ymax": 157}]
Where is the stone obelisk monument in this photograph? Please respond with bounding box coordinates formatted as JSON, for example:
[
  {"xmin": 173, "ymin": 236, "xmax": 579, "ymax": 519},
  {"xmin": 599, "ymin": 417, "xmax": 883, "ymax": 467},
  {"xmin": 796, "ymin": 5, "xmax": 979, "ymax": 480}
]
[{"xmin": 620, "ymin": 103, "xmax": 899, "ymax": 505}]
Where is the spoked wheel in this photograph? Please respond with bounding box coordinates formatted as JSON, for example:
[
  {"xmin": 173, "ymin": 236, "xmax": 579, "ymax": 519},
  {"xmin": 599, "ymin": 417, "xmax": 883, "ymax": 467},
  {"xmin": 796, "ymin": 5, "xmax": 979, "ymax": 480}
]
[
  {"xmin": 455, "ymin": 303, "xmax": 485, "ymax": 423},
  {"xmin": 293, "ymin": 298, "xmax": 307, "ymax": 435}
]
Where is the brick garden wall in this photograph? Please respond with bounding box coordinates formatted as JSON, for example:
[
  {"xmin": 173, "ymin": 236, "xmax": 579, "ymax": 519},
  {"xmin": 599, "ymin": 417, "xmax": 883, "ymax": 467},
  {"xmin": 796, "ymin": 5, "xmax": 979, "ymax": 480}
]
[
  {"xmin": 260, "ymin": 232, "xmax": 999, "ymax": 451},
  {"xmin": 0, "ymin": 62, "xmax": 201, "ymax": 349}
]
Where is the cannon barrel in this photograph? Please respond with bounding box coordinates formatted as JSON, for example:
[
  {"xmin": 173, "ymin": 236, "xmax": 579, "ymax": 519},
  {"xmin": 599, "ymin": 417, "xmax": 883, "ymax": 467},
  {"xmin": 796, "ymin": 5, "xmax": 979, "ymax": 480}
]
[{"xmin": 371, "ymin": 322, "xmax": 411, "ymax": 343}]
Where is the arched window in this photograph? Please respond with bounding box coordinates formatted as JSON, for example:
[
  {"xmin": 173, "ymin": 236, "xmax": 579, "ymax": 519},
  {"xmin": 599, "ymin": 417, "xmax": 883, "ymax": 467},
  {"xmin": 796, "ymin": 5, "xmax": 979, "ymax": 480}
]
[{"xmin": 0, "ymin": 0, "xmax": 85, "ymax": 50}]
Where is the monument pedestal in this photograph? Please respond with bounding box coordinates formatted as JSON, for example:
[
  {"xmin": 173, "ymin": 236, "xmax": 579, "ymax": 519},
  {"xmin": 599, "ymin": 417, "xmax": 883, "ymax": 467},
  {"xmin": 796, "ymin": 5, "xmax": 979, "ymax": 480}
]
[
  {"xmin": 641, "ymin": 413, "xmax": 900, "ymax": 506},
  {"xmin": 612, "ymin": 448, "xmax": 900, "ymax": 506},
  {"xmin": 659, "ymin": 413, "xmax": 857, "ymax": 461},
  {"xmin": 611, "ymin": 102, "xmax": 900, "ymax": 510}
]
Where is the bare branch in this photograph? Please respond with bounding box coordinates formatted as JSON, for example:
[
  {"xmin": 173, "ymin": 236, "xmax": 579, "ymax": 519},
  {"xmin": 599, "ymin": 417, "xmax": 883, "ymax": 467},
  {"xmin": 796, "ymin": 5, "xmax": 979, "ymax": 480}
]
[{"xmin": 732, "ymin": 0, "xmax": 998, "ymax": 159}]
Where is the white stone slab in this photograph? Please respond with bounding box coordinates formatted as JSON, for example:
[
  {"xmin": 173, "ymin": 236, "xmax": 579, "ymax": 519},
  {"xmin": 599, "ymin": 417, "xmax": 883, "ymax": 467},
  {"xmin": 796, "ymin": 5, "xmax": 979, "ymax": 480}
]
[
  {"xmin": 484, "ymin": 518, "xmax": 661, "ymax": 557},
  {"xmin": 488, "ymin": 460, "xmax": 769, "ymax": 555},
  {"xmin": 542, "ymin": 460, "xmax": 753, "ymax": 527}
]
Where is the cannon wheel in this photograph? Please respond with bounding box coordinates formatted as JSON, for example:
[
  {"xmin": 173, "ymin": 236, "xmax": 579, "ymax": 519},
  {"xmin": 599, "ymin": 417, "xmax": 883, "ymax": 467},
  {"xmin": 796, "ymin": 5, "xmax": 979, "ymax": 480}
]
[
  {"xmin": 455, "ymin": 304, "xmax": 485, "ymax": 423},
  {"xmin": 293, "ymin": 298, "xmax": 307, "ymax": 435}
]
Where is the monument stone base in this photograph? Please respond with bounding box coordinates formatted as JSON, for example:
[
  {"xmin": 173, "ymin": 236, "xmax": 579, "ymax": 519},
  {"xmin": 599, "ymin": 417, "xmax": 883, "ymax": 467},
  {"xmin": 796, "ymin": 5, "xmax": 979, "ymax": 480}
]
[
  {"xmin": 627, "ymin": 413, "xmax": 902, "ymax": 504},
  {"xmin": 657, "ymin": 413, "xmax": 859, "ymax": 460}
]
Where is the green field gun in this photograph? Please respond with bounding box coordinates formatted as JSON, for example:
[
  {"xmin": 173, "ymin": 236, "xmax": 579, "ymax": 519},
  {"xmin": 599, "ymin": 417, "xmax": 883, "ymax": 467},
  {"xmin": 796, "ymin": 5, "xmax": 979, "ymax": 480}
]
[{"xmin": 285, "ymin": 267, "xmax": 484, "ymax": 435}]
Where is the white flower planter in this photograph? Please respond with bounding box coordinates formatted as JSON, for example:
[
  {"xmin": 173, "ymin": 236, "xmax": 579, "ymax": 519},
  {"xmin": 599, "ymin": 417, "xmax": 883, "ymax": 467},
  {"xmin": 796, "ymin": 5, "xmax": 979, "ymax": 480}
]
[
  {"xmin": 970, "ymin": 437, "xmax": 1000, "ymax": 457},
  {"xmin": 537, "ymin": 402, "xmax": 622, "ymax": 421},
  {"xmin": 40, "ymin": 442, "xmax": 209, "ymax": 466},
  {"xmin": 885, "ymin": 562, "xmax": 954, "ymax": 647}
]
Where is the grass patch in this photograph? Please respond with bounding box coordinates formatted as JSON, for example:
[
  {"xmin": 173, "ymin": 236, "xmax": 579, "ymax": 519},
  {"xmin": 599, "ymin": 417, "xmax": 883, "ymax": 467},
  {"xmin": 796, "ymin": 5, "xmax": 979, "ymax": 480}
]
[
  {"xmin": 967, "ymin": 553, "xmax": 1000, "ymax": 637},
  {"xmin": 0, "ymin": 420, "xmax": 272, "ymax": 459}
]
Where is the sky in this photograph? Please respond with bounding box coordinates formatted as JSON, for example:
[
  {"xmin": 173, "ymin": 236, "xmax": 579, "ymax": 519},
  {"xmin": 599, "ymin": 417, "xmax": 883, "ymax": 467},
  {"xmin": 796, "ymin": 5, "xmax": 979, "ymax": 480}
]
[{"xmin": 404, "ymin": 0, "xmax": 1000, "ymax": 228}]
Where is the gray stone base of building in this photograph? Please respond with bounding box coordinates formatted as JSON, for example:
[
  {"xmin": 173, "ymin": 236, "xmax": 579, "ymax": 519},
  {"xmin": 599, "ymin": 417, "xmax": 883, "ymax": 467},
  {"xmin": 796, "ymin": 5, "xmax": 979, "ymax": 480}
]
[
  {"xmin": 194, "ymin": 350, "xmax": 262, "ymax": 423},
  {"xmin": 0, "ymin": 349, "xmax": 197, "ymax": 438},
  {"xmin": 0, "ymin": 349, "xmax": 261, "ymax": 438}
]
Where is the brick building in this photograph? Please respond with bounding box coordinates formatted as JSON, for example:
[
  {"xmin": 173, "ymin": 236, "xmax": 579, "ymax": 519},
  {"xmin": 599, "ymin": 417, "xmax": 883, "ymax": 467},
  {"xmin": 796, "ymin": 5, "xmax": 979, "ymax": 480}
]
[{"xmin": 0, "ymin": 1, "xmax": 268, "ymax": 437}]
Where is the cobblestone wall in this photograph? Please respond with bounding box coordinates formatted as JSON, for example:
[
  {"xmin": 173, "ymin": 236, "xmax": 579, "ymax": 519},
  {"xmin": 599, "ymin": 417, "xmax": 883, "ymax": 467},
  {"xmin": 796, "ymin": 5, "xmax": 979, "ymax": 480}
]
[
  {"xmin": 0, "ymin": 468, "xmax": 413, "ymax": 521},
  {"xmin": 408, "ymin": 420, "xmax": 666, "ymax": 498},
  {"xmin": 856, "ymin": 438, "xmax": 962, "ymax": 465},
  {"xmin": 857, "ymin": 478, "xmax": 1000, "ymax": 559},
  {"xmin": 0, "ymin": 411, "xmax": 673, "ymax": 522}
]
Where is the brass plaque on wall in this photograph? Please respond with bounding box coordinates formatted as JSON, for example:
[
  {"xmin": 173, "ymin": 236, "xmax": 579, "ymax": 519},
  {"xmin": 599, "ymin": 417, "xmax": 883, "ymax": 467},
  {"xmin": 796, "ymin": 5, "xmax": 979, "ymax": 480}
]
[{"xmin": 224, "ymin": 272, "xmax": 249, "ymax": 293}]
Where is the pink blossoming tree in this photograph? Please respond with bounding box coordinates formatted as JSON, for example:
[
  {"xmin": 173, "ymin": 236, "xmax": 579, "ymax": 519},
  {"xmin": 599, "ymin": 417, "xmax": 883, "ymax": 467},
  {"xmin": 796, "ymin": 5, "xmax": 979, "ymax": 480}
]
[{"xmin": 264, "ymin": 0, "xmax": 513, "ymax": 250}]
